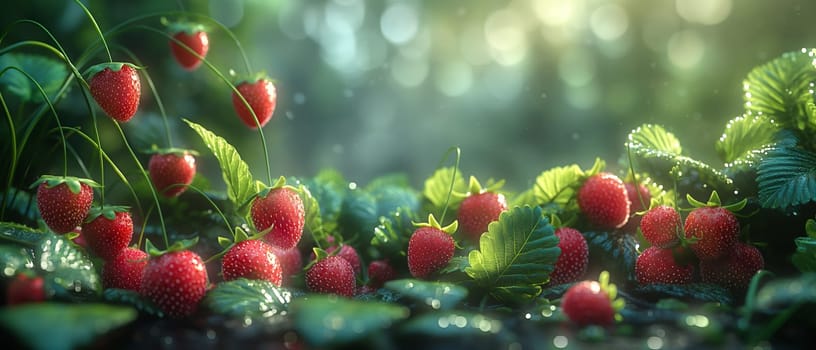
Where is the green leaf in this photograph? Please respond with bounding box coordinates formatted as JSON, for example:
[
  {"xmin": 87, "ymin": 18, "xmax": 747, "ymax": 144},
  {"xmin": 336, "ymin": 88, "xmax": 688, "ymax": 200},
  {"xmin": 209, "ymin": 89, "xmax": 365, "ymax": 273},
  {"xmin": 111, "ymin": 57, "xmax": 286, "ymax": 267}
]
[
  {"xmin": 0, "ymin": 53, "xmax": 70, "ymax": 103},
  {"xmin": 423, "ymin": 167, "xmax": 466, "ymax": 214},
  {"xmin": 756, "ymin": 146, "xmax": 816, "ymax": 208},
  {"xmin": 185, "ymin": 120, "xmax": 257, "ymax": 213},
  {"xmin": 465, "ymin": 206, "xmax": 560, "ymax": 304},
  {"xmin": 34, "ymin": 233, "xmax": 101, "ymax": 301},
  {"xmin": 439, "ymin": 256, "xmax": 470, "ymax": 274},
  {"xmin": 103, "ymin": 288, "xmax": 165, "ymax": 317},
  {"xmin": 531, "ymin": 164, "xmax": 583, "ymax": 207},
  {"xmin": 385, "ymin": 279, "xmax": 468, "ymax": 310},
  {"xmin": 717, "ymin": 115, "xmax": 779, "ymax": 167},
  {"xmin": 583, "ymin": 231, "xmax": 639, "ymax": 283},
  {"xmin": 337, "ymin": 189, "xmax": 378, "ymax": 244},
  {"xmin": 0, "ymin": 303, "xmax": 137, "ymax": 350},
  {"xmin": 792, "ymin": 237, "xmax": 816, "ymax": 273},
  {"xmin": 0, "ymin": 222, "xmax": 43, "ymax": 245},
  {"xmin": 755, "ymin": 273, "xmax": 816, "ymax": 312},
  {"xmin": 627, "ymin": 124, "xmax": 683, "ymax": 155},
  {"xmin": 0, "ymin": 244, "xmax": 33, "ymax": 277},
  {"xmin": 370, "ymin": 212, "xmax": 413, "ymax": 259},
  {"xmin": 400, "ymin": 311, "xmax": 503, "ymax": 337},
  {"xmin": 743, "ymin": 49, "xmax": 816, "ymax": 128},
  {"xmin": 632, "ymin": 283, "xmax": 733, "ymax": 305},
  {"xmin": 291, "ymin": 295, "xmax": 409, "ymax": 347},
  {"xmin": 366, "ymin": 173, "xmax": 411, "ymax": 193},
  {"xmin": 1, "ymin": 188, "xmax": 39, "ymax": 222},
  {"xmin": 205, "ymin": 278, "xmax": 292, "ymax": 319},
  {"xmin": 298, "ymin": 184, "xmax": 329, "ymax": 246}
]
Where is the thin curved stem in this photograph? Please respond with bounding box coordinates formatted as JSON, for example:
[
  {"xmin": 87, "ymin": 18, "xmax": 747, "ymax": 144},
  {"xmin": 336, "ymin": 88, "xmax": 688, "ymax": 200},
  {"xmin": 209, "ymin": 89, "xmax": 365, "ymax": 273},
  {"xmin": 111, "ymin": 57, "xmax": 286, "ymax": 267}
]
[
  {"xmin": 0, "ymin": 92, "xmax": 14, "ymax": 220},
  {"xmin": 117, "ymin": 46, "xmax": 173, "ymax": 147},
  {"xmin": 72, "ymin": 0, "xmax": 112, "ymax": 62},
  {"xmin": 175, "ymin": 183, "xmax": 232, "ymax": 232},
  {"xmin": 436, "ymin": 146, "xmax": 461, "ymax": 223}
]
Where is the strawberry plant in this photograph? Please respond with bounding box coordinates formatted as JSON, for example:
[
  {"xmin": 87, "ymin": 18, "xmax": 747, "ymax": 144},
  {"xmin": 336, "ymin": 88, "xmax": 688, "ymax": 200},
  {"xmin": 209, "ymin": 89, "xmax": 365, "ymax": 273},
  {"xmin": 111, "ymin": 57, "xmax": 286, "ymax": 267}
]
[{"xmin": 1, "ymin": 2, "xmax": 816, "ymax": 349}]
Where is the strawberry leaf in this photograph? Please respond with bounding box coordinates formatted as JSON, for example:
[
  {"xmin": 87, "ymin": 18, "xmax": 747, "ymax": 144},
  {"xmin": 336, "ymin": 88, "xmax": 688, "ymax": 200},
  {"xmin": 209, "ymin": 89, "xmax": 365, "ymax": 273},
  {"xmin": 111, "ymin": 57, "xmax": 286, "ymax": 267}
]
[
  {"xmin": 756, "ymin": 146, "xmax": 816, "ymax": 209},
  {"xmin": 291, "ymin": 295, "xmax": 409, "ymax": 347},
  {"xmin": 0, "ymin": 244, "xmax": 34, "ymax": 277},
  {"xmin": 755, "ymin": 273, "xmax": 816, "ymax": 312},
  {"xmin": 185, "ymin": 120, "xmax": 257, "ymax": 214},
  {"xmin": 716, "ymin": 114, "xmax": 779, "ymax": 167},
  {"xmin": 792, "ymin": 236, "xmax": 816, "ymax": 272},
  {"xmin": 583, "ymin": 231, "xmax": 639, "ymax": 283},
  {"xmin": 531, "ymin": 164, "xmax": 583, "ymax": 208},
  {"xmin": 627, "ymin": 124, "xmax": 683, "ymax": 155},
  {"xmin": 0, "ymin": 53, "xmax": 69, "ymax": 103},
  {"xmin": 337, "ymin": 189, "xmax": 378, "ymax": 244},
  {"xmin": 632, "ymin": 283, "xmax": 733, "ymax": 305},
  {"xmin": 298, "ymin": 184, "xmax": 329, "ymax": 247},
  {"xmin": 34, "ymin": 233, "xmax": 101, "ymax": 301},
  {"xmin": 465, "ymin": 206, "xmax": 560, "ymax": 304},
  {"xmin": 0, "ymin": 303, "xmax": 136, "ymax": 350},
  {"xmin": 423, "ymin": 166, "xmax": 466, "ymax": 215},
  {"xmin": 743, "ymin": 49, "xmax": 816, "ymax": 128},
  {"xmin": 0, "ymin": 222, "xmax": 44, "ymax": 246},
  {"xmin": 370, "ymin": 211, "xmax": 412, "ymax": 259},
  {"xmin": 205, "ymin": 278, "xmax": 292, "ymax": 319},
  {"xmin": 400, "ymin": 311, "xmax": 502, "ymax": 337},
  {"xmin": 385, "ymin": 279, "xmax": 468, "ymax": 310},
  {"xmin": 103, "ymin": 288, "xmax": 165, "ymax": 317}
]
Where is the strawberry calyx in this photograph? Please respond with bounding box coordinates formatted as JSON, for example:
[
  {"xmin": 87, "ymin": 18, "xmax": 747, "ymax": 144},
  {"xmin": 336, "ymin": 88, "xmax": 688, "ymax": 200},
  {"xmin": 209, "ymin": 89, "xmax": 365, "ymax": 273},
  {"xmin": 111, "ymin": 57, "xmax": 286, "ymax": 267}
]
[
  {"xmin": 148, "ymin": 145, "xmax": 199, "ymax": 157},
  {"xmin": 31, "ymin": 175, "xmax": 100, "ymax": 194},
  {"xmin": 165, "ymin": 20, "xmax": 208, "ymax": 36},
  {"xmin": 597, "ymin": 270, "xmax": 625, "ymax": 322},
  {"xmin": 233, "ymin": 71, "xmax": 276, "ymax": 86},
  {"xmin": 84, "ymin": 62, "xmax": 142, "ymax": 79},
  {"xmin": 412, "ymin": 214, "xmax": 458, "ymax": 234},
  {"xmin": 145, "ymin": 237, "xmax": 199, "ymax": 257},
  {"xmin": 85, "ymin": 205, "xmax": 130, "ymax": 222},
  {"xmin": 686, "ymin": 191, "xmax": 747, "ymax": 213}
]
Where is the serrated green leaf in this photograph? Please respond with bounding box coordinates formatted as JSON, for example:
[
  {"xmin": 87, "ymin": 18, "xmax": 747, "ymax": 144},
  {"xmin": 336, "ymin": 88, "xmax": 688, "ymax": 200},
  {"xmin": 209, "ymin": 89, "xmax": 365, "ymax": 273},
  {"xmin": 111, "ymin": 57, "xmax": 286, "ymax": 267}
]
[
  {"xmin": 423, "ymin": 167, "xmax": 466, "ymax": 214},
  {"xmin": 632, "ymin": 283, "xmax": 733, "ymax": 305},
  {"xmin": 0, "ymin": 53, "xmax": 70, "ymax": 103},
  {"xmin": 0, "ymin": 244, "xmax": 33, "ymax": 277},
  {"xmin": 627, "ymin": 124, "xmax": 683, "ymax": 155},
  {"xmin": 717, "ymin": 115, "xmax": 779, "ymax": 166},
  {"xmin": 103, "ymin": 288, "xmax": 165, "ymax": 317},
  {"xmin": 439, "ymin": 256, "xmax": 470, "ymax": 274},
  {"xmin": 298, "ymin": 184, "xmax": 329, "ymax": 246},
  {"xmin": 385, "ymin": 279, "xmax": 468, "ymax": 310},
  {"xmin": 35, "ymin": 233, "xmax": 101, "ymax": 301},
  {"xmin": 1, "ymin": 188, "xmax": 39, "ymax": 222},
  {"xmin": 401, "ymin": 311, "xmax": 503, "ymax": 337},
  {"xmin": 792, "ymin": 237, "xmax": 816, "ymax": 272},
  {"xmin": 185, "ymin": 120, "xmax": 257, "ymax": 214},
  {"xmin": 0, "ymin": 222, "xmax": 43, "ymax": 245},
  {"xmin": 337, "ymin": 189, "xmax": 378, "ymax": 244},
  {"xmin": 755, "ymin": 273, "xmax": 816, "ymax": 312},
  {"xmin": 743, "ymin": 49, "xmax": 816, "ymax": 128},
  {"xmin": 205, "ymin": 278, "xmax": 291, "ymax": 319},
  {"xmin": 756, "ymin": 146, "xmax": 816, "ymax": 208},
  {"xmin": 0, "ymin": 303, "xmax": 136, "ymax": 350},
  {"xmin": 532, "ymin": 164, "xmax": 583, "ymax": 207},
  {"xmin": 371, "ymin": 212, "xmax": 412, "ymax": 259},
  {"xmin": 465, "ymin": 206, "xmax": 560, "ymax": 304},
  {"xmin": 292, "ymin": 295, "xmax": 409, "ymax": 347},
  {"xmin": 583, "ymin": 231, "xmax": 639, "ymax": 283}
]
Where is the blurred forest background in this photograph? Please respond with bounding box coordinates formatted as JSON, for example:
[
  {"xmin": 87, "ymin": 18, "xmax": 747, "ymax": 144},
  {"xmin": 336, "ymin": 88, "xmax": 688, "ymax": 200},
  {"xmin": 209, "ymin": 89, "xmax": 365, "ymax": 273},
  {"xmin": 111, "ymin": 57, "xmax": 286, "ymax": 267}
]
[{"xmin": 3, "ymin": 0, "xmax": 816, "ymax": 193}]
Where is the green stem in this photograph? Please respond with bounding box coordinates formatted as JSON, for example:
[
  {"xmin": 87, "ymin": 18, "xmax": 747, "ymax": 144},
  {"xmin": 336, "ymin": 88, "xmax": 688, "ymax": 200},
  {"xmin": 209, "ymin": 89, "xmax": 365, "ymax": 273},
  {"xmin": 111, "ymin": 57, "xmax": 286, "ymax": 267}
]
[
  {"xmin": 173, "ymin": 183, "xmax": 232, "ymax": 232},
  {"xmin": 72, "ymin": 0, "xmax": 112, "ymax": 62},
  {"xmin": 0, "ymin": 92, "xmax": 14, "ymax": 220},
  {"xmin": 625, "ymin": 144, "xmax": 647, "ymax": 210},
  {"xmin": 117, "ymin": 46, "xmax": 173, "ymax": 147},
  {"xmin": 112, "ymin": 121, "xmax": 169, "ymax": 248},
  {"xmin": 137, "ymin": 205, "xmax": 154, "ymax": 249},
  {"xmin": 436, "ymin": 146, "xmax": 461, "ymax": 223}
]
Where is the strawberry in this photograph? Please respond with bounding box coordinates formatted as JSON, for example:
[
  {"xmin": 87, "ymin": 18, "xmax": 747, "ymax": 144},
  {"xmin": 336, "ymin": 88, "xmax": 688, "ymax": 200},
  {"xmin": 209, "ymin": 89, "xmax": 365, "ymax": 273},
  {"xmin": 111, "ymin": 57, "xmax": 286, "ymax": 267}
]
[
  {"xmin": 251, "ymin": 185, "xmax": 305, "ymax": 250},
  {"xmin": 168, "ymin": 23, "xmax": 210, "ymax": 71},
  {"xmin": 700, "ymin": 242, "xmax": 764, "ymax": 291},
  {"xmin": 34, "ymin": 175, "xmax": 96, "ymax": 234},
  {"xmin": 408, "ymin": 215, "xmax": 457, "ymax": 279},
  {"xmin": 148, "ymin": 149, "xmax": 197, "ymax": 198},
  {"xmin": 222, "ymin": 240, "xmax": 283, "ymax": 286},
  {"xmin": 306, "ymin": 256, "xmax": 356, "ymax": 297},
  {"xmin": 87, "ymin": 62, "xmax": 141, "ymax": 122},
  {"xmin": 635, "ymin": 246, "xmax": 694, "ymax": 285},
  {"xmin": 326, "ymin": 244, "xmax": 361, "ymax": 275},
  {"xmin": 577, "ymin": 172, "xmax": 630, "ymax": 229},
  {"xmin": 269, "ymin": 245, "xmax": 302, "ymax": 286},
  {"xmin": 683, "ymin": 206, "xmax": 739, "ymax": 261},
  {"xmin": 81, "ymin": 206, "xmax": 133, "ymax": 260},
  {"xmin": 640, "ymin": 205, "xmax": 681, "ymax": 248},
  {"xmin": 367, "ymin": 259, "xmax": 396, "ymax": 288},
  {"xmin": 6, "ymin": 274, "xmax": 46, "ymax": 305},
  {"xmin": 548, "ymin": 227, "xmax": 589, "ymax": 285},
  {"xmin": 232, "ymin": 76, "xmax": 277, "ymax": 129},
  {"xmin": 140, "ymin": 250, "xmax": 209, "ymax": 317},
  {"xmin": 457, "ymin": 177, "xmax": 508, "ymax": 242},
  {"xmin": 102, "ymin": 247, "xmax": 148, "ymax": 291},
  {"xmin": 561, "ymin": 272, "xmax": 623, "ymax": 327},
  {"xmin": 625, "ymin": 182, "xmax": 651, "ymax": 214}
]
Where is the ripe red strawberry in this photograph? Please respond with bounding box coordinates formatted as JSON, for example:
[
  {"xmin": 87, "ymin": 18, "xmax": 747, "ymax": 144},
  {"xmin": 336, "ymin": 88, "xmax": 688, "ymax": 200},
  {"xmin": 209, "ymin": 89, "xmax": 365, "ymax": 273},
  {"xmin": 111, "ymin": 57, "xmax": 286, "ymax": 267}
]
[
  {"xmin": 6, "ymin": 274, "xmax": 46, "ymax": 305},
  {"xmin": 251, "ymin": 186, "xmax": 305, "ymax": 250},
  {"xmin": 625, "ymin": 182, "xmax": 651, "ymax": 214},
  {"xmin": 222, "ymin": 240, "xmax": 283, "ymax": 286},
  {"xmin": 548, "ymin": 227, "xmax": 589, "ymax": 285},
  {"xmin": 408, "ymin": 226, "xmax": 455, "ymax": 279},
  {"xmin": 635, "ymin": 246, "xmax": 694, "ymax": 285},
  {"xmin": 232, "ymin": 77, "xmax": 277, "ymax": 129},
  {"xmin": 306, "ymin": 256, "xmax": 356, "ymax": 297},
  {"xmin": 102, "ymin": 247, "xmax": 148, "ymax": 291},
  {"xmin": 87, "ymin": 63, "xmax": 141, "ymax": 122},
  {"xmin": 561, "ymin": 273, "xmax": 623, "ymax": 327},
  {"xmin": 683, "ymin": 206, "xmax": 739, "ymax": 261},
  {"xmin": 326, "ymin": 244, "xmax": 361, "ymax": 275},
  {"xmin": 577, "ymin": 172, "xmax": 630, "ymax": 229},
  {"xmin": 700, "ymin": 242, "xmax": 764, "ymax": 291},
  {"xmin": 168, "ymin": 23, "xmax": 210, "ymax": 70},
  {"xmin": 140, "ymin": 250, "xmax": 209, "ymax": 317},
  {"xmin": 35, "ymin": 176, "xmax": 95, "ymax": 234},
  {"xmin": 81, "ymin": 207, "xmax": 133, "ymax": 260},
  {"xmin": 270, "ymin": 245, "xmax": 302, "ymax": 286},
  {"xmin": 367, "ymin": 259, "xmax": 396, "ymax": 288},
  {"xmin": 458, "ymin": 193, "xmax": 507, "ymax": 242},
  {"xmin": 148, "ymin": 150, "xmax": 197, "ymax": 198},
  {"xmin": 640, "ymin": 205, "xmax": 682, "ymax": 248}
]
